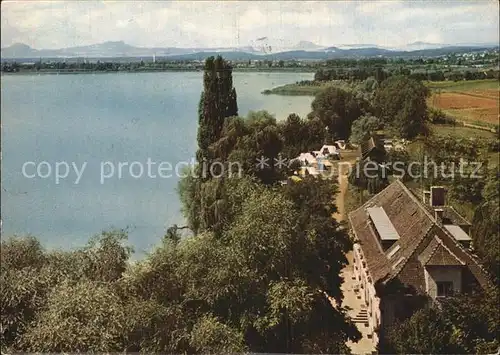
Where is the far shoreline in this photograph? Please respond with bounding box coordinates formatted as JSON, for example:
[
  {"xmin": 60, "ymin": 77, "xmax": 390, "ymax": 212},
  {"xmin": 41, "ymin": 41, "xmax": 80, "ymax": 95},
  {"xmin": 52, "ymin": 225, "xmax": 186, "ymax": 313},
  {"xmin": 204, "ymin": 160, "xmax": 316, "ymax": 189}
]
[{"xmin": 1, "ymin": 68, "xmax": 316, "ymax": 76}]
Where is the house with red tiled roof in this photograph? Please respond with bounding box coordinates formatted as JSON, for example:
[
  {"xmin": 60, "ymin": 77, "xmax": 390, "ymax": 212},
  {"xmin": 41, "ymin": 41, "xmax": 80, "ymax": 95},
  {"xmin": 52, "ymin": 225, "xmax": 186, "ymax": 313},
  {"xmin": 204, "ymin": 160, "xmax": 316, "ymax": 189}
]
[{"xmin": 348, "ymin": 179, "xmax": 491, "ymax": 347}]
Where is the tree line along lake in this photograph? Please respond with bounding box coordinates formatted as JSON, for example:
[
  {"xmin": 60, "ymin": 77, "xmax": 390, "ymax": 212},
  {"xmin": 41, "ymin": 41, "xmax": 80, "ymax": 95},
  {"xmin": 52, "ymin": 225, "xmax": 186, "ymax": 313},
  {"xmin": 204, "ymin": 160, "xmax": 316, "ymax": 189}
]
[{"xmin": 1, "ymin": 71, "xmax": 314, "ymax": 256}]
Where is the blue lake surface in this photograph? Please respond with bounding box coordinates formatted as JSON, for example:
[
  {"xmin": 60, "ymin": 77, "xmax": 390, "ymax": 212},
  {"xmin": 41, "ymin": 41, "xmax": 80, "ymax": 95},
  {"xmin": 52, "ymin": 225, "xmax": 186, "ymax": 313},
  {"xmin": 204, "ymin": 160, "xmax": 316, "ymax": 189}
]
[{"xmin": 1, "ymin": 71, "xmax": 313, "ymax": 256}]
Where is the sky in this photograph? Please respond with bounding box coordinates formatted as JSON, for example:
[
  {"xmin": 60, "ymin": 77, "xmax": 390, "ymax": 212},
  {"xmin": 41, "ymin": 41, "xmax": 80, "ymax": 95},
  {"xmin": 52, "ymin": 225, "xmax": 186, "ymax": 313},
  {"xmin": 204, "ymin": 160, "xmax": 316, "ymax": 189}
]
[{"xmin": 1, "ymin": 0, "xmax": 499, "ymax": 49}]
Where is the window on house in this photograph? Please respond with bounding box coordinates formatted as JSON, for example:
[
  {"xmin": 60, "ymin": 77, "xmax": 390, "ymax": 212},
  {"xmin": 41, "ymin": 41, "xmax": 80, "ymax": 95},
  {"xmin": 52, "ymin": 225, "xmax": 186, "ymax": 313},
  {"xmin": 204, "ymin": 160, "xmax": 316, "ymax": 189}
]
[{"xmin": 437, "ymin": 281, "xmax": 454, "ymax": 297}]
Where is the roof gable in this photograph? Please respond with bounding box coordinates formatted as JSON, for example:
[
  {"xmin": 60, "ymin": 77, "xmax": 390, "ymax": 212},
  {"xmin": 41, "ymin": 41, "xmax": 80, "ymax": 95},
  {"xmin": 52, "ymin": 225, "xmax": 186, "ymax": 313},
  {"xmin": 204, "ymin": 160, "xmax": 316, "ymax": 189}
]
[
  {"xmin": 360, "ymin": 136, "xmax": 385, "ymax": 160},
  {"xmin": 419, "ymin": 236, "xmax": 465, "ymax": 266}
]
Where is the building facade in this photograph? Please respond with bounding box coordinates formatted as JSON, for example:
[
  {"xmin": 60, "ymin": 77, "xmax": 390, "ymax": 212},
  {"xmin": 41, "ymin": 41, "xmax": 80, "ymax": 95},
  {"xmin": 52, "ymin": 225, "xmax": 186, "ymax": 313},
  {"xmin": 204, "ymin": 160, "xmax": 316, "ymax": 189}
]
[{"xmin": 348, "ymin": 180, "xmax": 490, "ymax": 347}]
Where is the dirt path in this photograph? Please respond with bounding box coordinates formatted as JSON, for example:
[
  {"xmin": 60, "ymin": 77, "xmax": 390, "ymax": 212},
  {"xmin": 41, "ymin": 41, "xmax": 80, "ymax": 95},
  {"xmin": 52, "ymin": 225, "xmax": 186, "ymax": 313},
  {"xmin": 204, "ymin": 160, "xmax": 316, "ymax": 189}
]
[
  {"xmin": 333, "ymin": 154, "xmax": 357, "ymax": 222},
  {"xmin": 332, "ymin": 152, "xmax": 377, "ymax": 354},
  {"xmin": 333, "ymin": 172, "xmax": 348, "ymax": 221}
]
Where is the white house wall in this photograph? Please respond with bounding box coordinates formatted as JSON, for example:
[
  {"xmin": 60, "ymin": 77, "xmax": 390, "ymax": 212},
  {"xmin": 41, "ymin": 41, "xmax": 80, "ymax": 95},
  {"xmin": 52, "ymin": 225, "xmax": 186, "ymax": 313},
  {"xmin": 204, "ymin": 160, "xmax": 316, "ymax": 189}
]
[
  {"xmin": 424, "ymin": 266, "xmax": 462, "ymax": 298},
  {"xmin": 353, "ymin": 243, "xmax": 382, "ymax": 346}
]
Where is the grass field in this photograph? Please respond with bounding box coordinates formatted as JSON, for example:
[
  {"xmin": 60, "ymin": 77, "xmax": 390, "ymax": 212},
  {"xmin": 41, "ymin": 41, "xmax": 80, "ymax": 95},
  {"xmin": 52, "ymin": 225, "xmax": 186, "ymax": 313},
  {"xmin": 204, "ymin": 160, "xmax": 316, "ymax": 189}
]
[
  {"xmin": 430, "ymin": 124, "xmax": 497, "ymax": 139},
  {"xmin": 426, "ymin": 79, "xmax": 499, "ymax": 127},
  {"xmin": 425, "ymin": 79, "xmax": 499, "ymax": 91}
]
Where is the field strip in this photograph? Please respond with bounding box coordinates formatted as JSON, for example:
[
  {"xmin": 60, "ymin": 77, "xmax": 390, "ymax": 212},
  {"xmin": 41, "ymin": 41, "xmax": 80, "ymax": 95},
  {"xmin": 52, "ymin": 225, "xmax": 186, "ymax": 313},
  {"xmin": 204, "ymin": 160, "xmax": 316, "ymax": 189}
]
[{"xmin": 452, "ymin": 91, "xmax": 500, "ymax": 100}]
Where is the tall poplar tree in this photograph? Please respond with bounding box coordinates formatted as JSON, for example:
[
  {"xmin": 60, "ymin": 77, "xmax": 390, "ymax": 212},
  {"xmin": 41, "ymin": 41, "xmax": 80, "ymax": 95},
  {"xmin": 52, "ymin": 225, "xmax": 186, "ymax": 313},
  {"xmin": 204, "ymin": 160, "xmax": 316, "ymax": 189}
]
[
  {"xmin": 183, "ymin": 56, "xmax": 238, "ymax": 233},
  {"xmin": 196, "ymin": 56, "xmax": 238, "ymax": 169}
]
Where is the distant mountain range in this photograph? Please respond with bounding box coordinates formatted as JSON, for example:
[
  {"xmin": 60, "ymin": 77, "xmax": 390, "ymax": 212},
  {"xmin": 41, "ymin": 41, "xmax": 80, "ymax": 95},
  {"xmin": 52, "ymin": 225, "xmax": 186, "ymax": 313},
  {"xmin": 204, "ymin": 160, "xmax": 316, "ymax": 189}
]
[{"xmin": 1, "ymin": 40, "xmax": 498, "ymax": 61}]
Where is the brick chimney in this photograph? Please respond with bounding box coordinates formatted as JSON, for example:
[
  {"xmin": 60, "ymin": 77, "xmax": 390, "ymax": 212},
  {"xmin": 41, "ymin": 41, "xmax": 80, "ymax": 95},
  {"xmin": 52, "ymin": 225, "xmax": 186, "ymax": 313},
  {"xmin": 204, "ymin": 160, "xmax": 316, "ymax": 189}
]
[
  {"xmin": 434, "ymin": 208, "xmax": 444, "ymax": 224},
  {"xmin": 423, "ymin": 190, "xmax": 431, "ymax": 205},
  {"xmin": 430, "ymin": 186, "xmax": 446, "ymax": 206}
]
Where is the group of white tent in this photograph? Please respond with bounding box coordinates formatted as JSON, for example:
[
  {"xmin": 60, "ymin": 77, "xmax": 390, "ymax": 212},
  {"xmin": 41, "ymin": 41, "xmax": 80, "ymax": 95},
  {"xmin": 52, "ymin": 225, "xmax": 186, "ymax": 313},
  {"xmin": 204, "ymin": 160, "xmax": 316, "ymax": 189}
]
[{"xmin": 293, "ymin": 141, "xmax": 347, "ymax": 177}]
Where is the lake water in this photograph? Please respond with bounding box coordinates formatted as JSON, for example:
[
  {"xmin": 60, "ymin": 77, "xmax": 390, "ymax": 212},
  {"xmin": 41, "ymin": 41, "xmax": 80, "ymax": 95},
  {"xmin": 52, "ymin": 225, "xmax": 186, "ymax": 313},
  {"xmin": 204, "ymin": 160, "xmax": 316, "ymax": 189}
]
[{"xmin": 1, "ymin": 71, "xmax": 313, "ymax": 255}]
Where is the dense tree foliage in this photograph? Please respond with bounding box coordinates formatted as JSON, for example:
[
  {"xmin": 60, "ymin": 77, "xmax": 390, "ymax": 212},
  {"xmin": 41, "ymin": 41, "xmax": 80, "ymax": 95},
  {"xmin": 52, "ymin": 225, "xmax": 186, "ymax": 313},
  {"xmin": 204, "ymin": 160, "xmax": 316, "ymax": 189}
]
[
  {"xmin": 1, "ymin": 175, "xmax": 361, "ymax": 353},
  {"xmin": 279, "ymin": 113, "xmax": 326, "ymax": 159},
  {"xmin": 383, "ymin": 289, "xmax": 499, "ymax": 354},
  {"xmin": 349, "ymin": 114, "xmax": 382, "ymax": 144},
  {"xmin": 181, "ymin": 106, "xmax": 333, "ymax": 233},
  {"xmin": 1, "ymin": 231, "xmax": 133, "ymax": 352},
  {"xmin": 423, "ymin": 134, "xmax": 484, "ymax": 164},
  {"xmin": 420, "ymin": 135, "xmax": 491, "ymax": 206},
  {"xmin": 472, "ymin": 169, "xmax": 500, "ymax": 281},
  {"xmin": 181, "ymin": 110, "xmax": 287, "ymax": 232},
  {"xmin": 373, "ymin": 76, "xmax": 429, "ymax": 139},
  {"xmin": 308, "ymin": 86, "xmax": 370, "ymax": 140},
  {"xmin": 428, "ymin": 107, "xmax": 456, "ymax": 125},
  {"xmin": 348, "ymin": 159, "xmax": 389, "ymax": 195}
]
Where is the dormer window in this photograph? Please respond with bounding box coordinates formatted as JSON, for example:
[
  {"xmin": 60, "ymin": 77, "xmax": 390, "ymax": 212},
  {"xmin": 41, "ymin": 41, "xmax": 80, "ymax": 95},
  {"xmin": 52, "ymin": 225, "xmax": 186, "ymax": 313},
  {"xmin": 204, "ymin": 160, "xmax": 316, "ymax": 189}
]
[
  {"xmin": 366, "ymin": 207, "xmax": 400, "ymax": 251},
  {"xmin": 444, "ymin": 225, "xmax": 472, "ymax": 249},
  {"xmin": 437, "ymin": 281, "xmax": 454, "ymax": 297}
]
